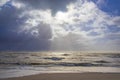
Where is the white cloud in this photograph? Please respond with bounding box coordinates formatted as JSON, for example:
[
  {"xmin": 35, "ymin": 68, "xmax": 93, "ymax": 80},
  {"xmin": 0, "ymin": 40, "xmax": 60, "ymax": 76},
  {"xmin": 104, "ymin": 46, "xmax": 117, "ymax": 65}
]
[
  {"xmin": 11, "ymin": 1, "xmax": 25, "ymax": 9},
  {"xmin": 0, "ymin": 0, "xmax": 9, "ymax": 6},
  {"xmin": 11, "ymin": 0, "xmax": 120, "ymax": 51}
]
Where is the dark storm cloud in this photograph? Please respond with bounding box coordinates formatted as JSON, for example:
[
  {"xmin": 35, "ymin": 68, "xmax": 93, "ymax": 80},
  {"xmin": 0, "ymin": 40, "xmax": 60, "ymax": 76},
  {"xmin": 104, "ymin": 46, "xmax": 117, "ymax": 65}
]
[
  {"xmin": 16, "ymin": 0, "xmax": 76, "ymax": 15},
  {"xmin": 0, "ymin": 5, "xmax": 23, "ymax": 40},
  {"xmin": 0, "ymin": 4, "xmax": 52, "ymax": 51},
  {"xmin": 0, "ymin": 0, "xmax": 91, "ymax": 51},
  {"xmin": 0, "ymin": 0, "xmax": 75, "ymax": 51}
]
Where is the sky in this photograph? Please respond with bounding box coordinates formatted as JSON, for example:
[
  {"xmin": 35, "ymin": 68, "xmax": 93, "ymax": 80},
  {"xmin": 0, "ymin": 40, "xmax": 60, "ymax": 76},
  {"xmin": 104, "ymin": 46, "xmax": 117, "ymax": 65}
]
[{"xmin": 0, "ymin": 0, "xmax": 120, "ymax": 51}]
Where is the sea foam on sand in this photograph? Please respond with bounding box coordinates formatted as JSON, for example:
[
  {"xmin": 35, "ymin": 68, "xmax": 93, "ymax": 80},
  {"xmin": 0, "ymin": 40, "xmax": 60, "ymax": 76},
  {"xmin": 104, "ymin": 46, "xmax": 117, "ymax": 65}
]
[{"xmin": 0, "ymin": 66, "xmax": 120, "ymax": 79}]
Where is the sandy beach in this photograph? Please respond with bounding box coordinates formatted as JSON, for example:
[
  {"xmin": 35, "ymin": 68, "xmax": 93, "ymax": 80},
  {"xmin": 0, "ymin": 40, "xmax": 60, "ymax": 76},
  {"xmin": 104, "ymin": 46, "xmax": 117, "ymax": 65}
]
[{"xmin": 0, "ymin": 73, "xmax": 120, "ymax": 80}]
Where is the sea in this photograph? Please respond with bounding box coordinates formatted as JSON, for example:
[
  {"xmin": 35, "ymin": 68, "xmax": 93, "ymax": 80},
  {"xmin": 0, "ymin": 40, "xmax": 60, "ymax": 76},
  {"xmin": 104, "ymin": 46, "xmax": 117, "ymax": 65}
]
[{"xmin": 0, "ymin": 51, "xmax": 120, "ymax": 78}]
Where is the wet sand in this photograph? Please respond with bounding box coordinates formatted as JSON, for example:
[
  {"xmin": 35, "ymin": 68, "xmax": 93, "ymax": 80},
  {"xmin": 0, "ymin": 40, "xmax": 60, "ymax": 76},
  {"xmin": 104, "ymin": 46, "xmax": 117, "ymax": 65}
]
[{"xmin": 1, "ymin": 73, "xmax": 120, "ymax": 80}]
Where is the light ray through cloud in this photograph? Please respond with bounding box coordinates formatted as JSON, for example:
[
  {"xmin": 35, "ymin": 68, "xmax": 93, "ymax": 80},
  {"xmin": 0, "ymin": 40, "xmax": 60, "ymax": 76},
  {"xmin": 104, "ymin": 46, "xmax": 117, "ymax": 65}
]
[{"xmin": 0, "ymin": 0, "xmax": 120, "ymax": 51}]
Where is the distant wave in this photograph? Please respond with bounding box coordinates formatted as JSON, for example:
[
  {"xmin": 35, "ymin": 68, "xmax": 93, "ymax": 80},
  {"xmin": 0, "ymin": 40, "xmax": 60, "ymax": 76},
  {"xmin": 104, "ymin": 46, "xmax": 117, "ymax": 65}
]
[
  {"xmin": 0, "ymin": 52, "xmax": 120, "ymax": 67},
  {"xmin": 1, "ymin": 62, "xmax": 120, "ymax": 67}
]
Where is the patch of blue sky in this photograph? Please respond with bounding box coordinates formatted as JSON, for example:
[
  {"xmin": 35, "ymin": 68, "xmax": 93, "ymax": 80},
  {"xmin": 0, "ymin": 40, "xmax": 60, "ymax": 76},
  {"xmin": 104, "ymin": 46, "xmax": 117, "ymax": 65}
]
[
  {"xmin": 92, "ymin": 0, "xmax": 120, "ymax": 16},
  {"xmin": 81, "ymin": 26, "xmax": 94, "ymax": 32},
  {"xmin": 107, "ymin": 25, "xmax": 120, "ymax": 33},
  {"xmin": 87, "ymin": 31, "xmax": 100, "ymax": 36}
]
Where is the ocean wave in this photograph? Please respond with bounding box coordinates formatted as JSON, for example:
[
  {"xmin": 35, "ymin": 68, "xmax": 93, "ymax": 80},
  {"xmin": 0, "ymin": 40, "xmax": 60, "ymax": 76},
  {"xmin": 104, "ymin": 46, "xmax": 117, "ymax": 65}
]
[
  {"xmin": 1, "ymin": 62, "xmax": 120, "ymax": 67},
  {"xmin": 0, "ymin": 52, "xmax": 120, "ymax": 68}
]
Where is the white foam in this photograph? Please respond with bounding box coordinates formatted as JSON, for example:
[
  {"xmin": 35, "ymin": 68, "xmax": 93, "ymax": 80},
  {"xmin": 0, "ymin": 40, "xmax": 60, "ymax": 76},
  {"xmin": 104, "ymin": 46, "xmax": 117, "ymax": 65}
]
[{"xmin": 0, "ymin": 67, "xmax": 120, "ymax": 79}]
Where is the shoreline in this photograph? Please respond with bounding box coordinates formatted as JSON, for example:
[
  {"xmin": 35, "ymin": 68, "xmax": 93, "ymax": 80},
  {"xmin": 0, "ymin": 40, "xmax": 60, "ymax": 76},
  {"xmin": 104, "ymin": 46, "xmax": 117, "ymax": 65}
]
[{"xmin": 1, "ymin": 72, "xmax": 120, "ymax": 80}]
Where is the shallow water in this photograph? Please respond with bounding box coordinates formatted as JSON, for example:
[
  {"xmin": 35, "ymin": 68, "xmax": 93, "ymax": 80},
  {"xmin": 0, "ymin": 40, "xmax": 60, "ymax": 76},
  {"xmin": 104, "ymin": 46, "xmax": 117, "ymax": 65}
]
[{"xmin": 0, "ymin": 52, "xmax": 120, "ymax": 78}]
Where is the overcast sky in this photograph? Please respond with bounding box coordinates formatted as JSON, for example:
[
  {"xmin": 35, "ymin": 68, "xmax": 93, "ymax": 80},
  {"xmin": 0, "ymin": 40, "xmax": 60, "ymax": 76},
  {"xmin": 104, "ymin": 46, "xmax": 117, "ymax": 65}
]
[{"xmin": 0, "ymin": 0, "xmax": 120, "ymax": 51}]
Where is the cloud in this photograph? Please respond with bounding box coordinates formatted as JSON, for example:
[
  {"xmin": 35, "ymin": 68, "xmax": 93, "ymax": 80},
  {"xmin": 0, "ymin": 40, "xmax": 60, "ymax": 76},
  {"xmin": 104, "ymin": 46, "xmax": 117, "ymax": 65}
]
[
  {"xmin": 50, "ymin": 32, "xmax": 93, "ymax": 51},
  {"xmin": 0, "ymin": 0, "xmax": 120, "ymax": 51},
  {"xmin": 13, "ymin": 0, "xmax": 76, "ymax": 15},
  {"xmin": 96, "ymin": 0, "xmax": 106, "ymax": 5},
  {"xmin": 112, "ymin": 17, "xmax": 120, "ymax": 26},
  {"xmin": 0, "ymin": 0, "xmax": 10, "ymax": 6},
  {"xmin": 0, "ymin": 3, "xmax": 52, "ymax": 51}
]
